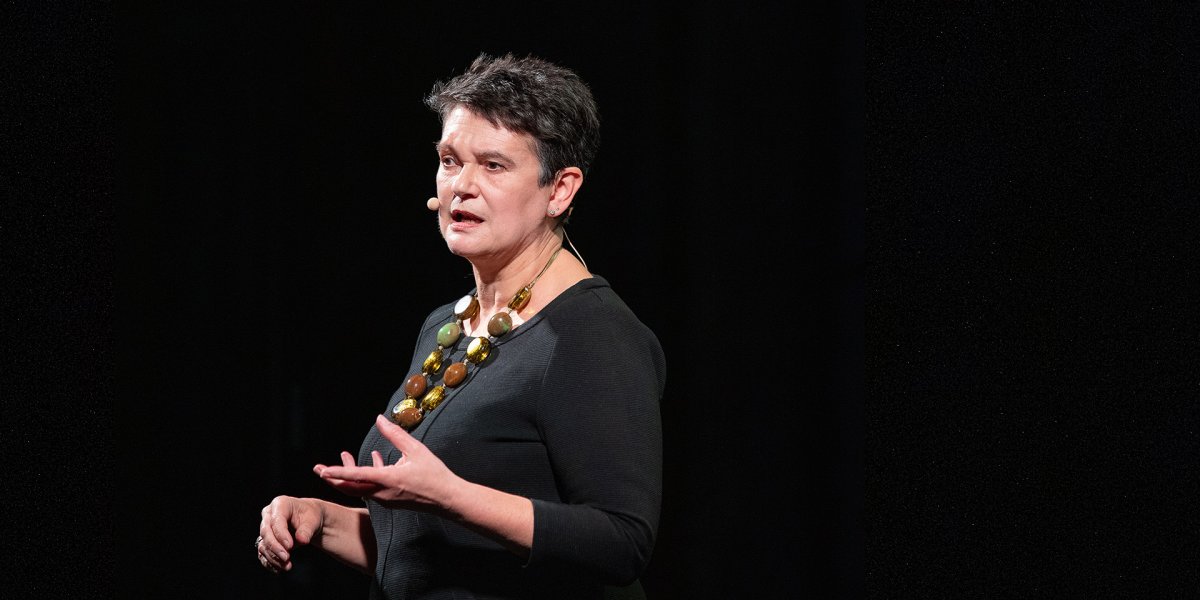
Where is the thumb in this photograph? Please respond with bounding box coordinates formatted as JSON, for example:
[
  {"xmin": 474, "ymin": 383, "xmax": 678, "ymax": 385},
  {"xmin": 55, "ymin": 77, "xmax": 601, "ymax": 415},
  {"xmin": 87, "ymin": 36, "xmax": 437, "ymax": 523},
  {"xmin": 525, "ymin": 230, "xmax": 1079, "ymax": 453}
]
[
  {"xmin": 291, "ymin": 498, "xmax": 321, "ymax": 546},
  {"xmin": 294, "ymin": 526, "xmax": 315, "ymax": 546}
]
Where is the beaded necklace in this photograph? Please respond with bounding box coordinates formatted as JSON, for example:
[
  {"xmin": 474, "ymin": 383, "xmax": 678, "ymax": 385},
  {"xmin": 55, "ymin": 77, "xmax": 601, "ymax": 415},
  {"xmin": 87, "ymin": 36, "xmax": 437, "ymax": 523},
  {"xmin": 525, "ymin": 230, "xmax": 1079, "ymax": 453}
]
[{"xmin": 390, "ymin": 245, "xmax": 563, "ymax": 430}]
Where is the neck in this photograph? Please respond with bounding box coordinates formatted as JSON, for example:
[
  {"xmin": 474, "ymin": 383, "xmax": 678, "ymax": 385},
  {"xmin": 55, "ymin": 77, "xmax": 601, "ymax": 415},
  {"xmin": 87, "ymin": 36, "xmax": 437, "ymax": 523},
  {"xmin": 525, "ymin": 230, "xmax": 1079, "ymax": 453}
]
[{"xmin": 472, "ymin": 233, "xmax": 564, "ymax": 314}]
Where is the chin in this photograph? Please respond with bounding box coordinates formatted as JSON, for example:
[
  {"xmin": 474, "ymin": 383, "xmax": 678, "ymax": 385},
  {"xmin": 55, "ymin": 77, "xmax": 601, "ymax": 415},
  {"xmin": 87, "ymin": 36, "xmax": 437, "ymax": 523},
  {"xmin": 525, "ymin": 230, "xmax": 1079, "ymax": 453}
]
[{"xmin": 443, "ymin": 236, "xmax": 475, "ymax": 259}]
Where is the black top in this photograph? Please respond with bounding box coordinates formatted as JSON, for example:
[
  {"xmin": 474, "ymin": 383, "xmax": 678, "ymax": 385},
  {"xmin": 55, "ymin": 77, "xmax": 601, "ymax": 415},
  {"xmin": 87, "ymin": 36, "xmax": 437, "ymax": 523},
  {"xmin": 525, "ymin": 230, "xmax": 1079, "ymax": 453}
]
[{"xmin": 359, "ymin": 276, "xmax": 666, "ymax": 600}]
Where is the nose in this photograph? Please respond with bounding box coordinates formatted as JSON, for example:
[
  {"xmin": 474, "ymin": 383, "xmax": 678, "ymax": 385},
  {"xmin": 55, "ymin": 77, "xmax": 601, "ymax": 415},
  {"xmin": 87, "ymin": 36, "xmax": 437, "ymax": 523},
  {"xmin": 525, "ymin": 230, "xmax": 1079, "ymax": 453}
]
[{"xmin": 451, "ymin": 163, "xmax": 481, "ymax": 200}]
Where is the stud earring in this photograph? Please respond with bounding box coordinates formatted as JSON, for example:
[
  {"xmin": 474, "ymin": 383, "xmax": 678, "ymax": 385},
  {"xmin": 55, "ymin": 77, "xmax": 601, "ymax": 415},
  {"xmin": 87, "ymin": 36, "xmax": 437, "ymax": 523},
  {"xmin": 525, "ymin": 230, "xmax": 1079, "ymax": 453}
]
[{"xmin": 548, "ymin": 208, "xmax": 557, "ymax": 216}]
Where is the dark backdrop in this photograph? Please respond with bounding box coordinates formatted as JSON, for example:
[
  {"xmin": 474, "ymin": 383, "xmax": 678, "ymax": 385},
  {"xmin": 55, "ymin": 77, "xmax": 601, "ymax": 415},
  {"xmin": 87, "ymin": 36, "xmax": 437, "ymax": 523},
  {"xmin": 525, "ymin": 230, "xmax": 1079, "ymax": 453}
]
[{"xmin": 116, "ymin": 3, "xmax": 862, "ymax": 598}]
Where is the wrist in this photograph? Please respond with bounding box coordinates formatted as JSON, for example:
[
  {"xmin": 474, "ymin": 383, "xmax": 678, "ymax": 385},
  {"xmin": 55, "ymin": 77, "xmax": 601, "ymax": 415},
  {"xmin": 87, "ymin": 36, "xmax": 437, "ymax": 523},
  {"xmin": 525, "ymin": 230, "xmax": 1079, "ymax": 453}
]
[{"xmin": 437, "ymin": 475, "xmax": 474, "ymax": 522}]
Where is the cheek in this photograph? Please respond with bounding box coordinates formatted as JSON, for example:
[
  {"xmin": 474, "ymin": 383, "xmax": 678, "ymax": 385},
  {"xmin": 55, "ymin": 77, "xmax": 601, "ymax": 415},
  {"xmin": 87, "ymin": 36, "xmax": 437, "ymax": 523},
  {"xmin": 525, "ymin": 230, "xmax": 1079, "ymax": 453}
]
[{"xmin": 436, "ymin": 213, "xmax": 449, "ymax": 240}]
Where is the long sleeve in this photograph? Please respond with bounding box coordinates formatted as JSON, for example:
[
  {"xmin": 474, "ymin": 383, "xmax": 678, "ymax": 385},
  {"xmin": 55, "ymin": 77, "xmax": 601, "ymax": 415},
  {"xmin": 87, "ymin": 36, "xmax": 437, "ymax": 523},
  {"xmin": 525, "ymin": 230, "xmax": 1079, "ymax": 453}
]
[{"xmin": 527, "ymin": 288, "xmax": 666, "ymax": 584}]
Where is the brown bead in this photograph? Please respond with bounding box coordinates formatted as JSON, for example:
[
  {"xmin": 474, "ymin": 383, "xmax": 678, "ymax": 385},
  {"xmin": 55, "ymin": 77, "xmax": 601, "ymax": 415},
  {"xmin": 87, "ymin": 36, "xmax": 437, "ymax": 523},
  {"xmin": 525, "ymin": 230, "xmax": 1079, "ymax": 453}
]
[
  {"xmin": 404, "ymin": 373, "xmax": 427, "ymax": 398},
  {"xmin": 444, "ymin": 362, "xmax": 468, "ymax": 387},
  {"xmin": 393, "ymin": 406, "xmax": 423, "ymax": 429},
  {"xmin": 488, "ymin": 311, "xmax": 513, "ymax": 337},
  {"xmin": 454, "ymin": 295, "xmax": 479, "ymax": 320}
]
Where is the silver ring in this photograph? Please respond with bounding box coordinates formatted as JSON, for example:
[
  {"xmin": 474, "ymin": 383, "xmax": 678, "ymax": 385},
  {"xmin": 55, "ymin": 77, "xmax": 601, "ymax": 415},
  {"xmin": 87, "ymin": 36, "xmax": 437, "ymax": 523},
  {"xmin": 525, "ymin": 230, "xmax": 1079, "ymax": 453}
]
[{"xmin": 255, "ymin": 535, "xmax": 264, "ymax": 549}]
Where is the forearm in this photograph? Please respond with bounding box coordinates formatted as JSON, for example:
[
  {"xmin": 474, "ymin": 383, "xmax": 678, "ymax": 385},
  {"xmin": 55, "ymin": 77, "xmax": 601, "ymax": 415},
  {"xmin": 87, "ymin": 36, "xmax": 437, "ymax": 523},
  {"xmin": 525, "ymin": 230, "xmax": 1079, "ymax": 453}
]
[
  {"xmin": 312, "ymin": 499, "xmax": 377, "ymax": 574},
  {"xmin": 442, "ymin": 479, "xmax": 534, "ymax": 560}
]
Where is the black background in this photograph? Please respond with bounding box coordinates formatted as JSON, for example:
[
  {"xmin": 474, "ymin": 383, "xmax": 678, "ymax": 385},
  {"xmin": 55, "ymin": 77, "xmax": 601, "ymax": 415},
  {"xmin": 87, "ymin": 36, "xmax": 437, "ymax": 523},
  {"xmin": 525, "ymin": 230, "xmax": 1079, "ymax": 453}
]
[
  {"xmin": 25, "ymin": 3, "xmax": 1196, "ymax": 600},
  {"xmin": 106, "ymin": 2, "xmax": 862, "ymax": 599}
]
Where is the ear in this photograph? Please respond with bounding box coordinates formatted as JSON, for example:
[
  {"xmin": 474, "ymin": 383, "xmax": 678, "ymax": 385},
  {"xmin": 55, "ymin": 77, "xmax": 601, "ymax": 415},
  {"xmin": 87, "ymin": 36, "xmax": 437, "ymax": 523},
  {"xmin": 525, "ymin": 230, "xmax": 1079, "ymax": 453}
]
[{"xmin": 547, "ymin": 167, "xmax": 583, "ymax": 216}]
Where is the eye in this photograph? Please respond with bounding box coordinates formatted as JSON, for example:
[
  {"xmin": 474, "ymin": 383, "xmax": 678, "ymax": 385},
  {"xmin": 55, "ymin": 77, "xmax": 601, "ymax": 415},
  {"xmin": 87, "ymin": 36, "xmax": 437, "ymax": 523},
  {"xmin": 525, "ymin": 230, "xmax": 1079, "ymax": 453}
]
[
  {"xmin": 485, "ymin": 161, "xmax": 504, "ymax": 171},
  {"xmin": 440, "ymin": 156, "xmax": 458, "ymax": 168}
]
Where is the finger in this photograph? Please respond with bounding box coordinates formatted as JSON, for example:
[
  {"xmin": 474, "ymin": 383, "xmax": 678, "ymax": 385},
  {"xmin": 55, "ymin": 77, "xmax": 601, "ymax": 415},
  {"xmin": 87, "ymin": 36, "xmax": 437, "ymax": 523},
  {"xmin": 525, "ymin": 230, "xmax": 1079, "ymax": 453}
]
[
  {"xmin": 258, "ymin": 538, "xmax": 288, "ymax": 570},
  {"xmin": 320, "ymin": 475, "xmax": 383, "ymax": 496},
  {"xmin": 259, "ymin": 546, "xmax": 282, "ymax": 570},
  {"xmin": 259, "ymin": 507, "xmax": 286, "ymax": 556},
  {"xmin": 315, "ymin": 466, "xmax": 383, "ymax": 494},
  {"xmin": 340, "ymin": 451, "xmax": 356, "ymax": 467},
  {"xmin": 318, "ymin": 468, "xmax": 385, "ymax": 494},
  {"xmin": 375, "ymin": 413, "xmax": 421, "ymax": 454},
  {"xmin": 266, "ymin": 503, "xmax": 296, "ymax": 554},
  {"xmin": 265, "ymin": 555, "xmax": 284, "ymax": 574},
  {"xmin": 372, "ymin": 450, "xmax": 383, "ymax": 467},
  {"xmin": 320, "ymin": 464, "xmax": 381, "ymax": 483}
]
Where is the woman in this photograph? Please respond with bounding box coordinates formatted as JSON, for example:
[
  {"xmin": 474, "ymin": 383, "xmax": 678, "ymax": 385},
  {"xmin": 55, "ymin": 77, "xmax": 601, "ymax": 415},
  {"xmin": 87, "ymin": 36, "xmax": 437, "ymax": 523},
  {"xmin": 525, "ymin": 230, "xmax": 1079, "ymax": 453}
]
[{"xmin": 255, "ymin": 53, "xmax": 665, "ymax": 600}]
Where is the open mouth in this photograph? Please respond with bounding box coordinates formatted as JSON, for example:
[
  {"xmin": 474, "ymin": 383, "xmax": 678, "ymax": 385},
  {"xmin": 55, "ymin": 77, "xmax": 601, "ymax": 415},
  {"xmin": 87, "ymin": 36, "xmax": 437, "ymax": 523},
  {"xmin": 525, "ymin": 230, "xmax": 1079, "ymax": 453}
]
[{"xmin": 451, "ymin": 209, "xmax": 482, "ymax": 223}]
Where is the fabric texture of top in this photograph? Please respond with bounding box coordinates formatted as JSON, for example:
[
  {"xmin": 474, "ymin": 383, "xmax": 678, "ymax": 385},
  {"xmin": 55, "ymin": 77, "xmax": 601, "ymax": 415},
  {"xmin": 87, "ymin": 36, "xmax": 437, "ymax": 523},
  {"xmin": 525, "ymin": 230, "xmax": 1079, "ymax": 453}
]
[{"xmin": 358, "ymin": 276, "xmax": 666, "ymax": 600}]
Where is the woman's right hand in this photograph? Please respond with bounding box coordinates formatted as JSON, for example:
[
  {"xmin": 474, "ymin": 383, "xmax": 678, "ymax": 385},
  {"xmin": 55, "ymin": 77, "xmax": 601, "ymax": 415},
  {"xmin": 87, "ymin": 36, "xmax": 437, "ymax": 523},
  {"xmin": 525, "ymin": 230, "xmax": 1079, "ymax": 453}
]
[{"xmin": 256, "ymin": 495, "xmax": 324, "ymax": 573}]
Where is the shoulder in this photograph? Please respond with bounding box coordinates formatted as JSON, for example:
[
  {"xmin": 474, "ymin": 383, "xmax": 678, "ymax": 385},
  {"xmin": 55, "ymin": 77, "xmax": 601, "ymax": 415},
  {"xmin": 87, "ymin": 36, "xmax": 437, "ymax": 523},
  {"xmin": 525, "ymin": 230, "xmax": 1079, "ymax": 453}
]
[
  {"xmin": 542, "ymin": 277, "xmax": 665, "ymax": 369},
  {"xmin": 549, "ymin": 278, "xmax": 656, "ymax": 336},
  {"xmin": 535, "ymin": 277, "xmax": 667, "ymax": 416}
]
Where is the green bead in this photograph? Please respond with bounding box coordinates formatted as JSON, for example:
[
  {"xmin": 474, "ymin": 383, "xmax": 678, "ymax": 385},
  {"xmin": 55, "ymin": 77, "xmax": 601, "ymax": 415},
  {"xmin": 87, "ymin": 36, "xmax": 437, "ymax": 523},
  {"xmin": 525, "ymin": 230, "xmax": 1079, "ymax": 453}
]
[{"xmin": 437, "ymin": 322, "xmax": 462, "ymax": 347}]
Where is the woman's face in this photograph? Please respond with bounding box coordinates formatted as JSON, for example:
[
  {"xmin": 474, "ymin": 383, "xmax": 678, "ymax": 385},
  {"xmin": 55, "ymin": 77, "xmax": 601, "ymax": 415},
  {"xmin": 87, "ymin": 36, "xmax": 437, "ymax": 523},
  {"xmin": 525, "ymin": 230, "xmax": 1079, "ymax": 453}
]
[{"xmin": 434, "ymin": 106, "xmax": 549, "ymax": 264}]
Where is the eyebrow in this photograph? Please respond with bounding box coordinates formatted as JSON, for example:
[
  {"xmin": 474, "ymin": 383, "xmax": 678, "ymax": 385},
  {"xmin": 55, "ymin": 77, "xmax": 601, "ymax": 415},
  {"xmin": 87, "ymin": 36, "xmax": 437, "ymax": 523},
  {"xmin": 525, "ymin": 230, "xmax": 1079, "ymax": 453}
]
[{"xmin": 435, "ymin": 142, "xmax": 514, "ymax": 165}]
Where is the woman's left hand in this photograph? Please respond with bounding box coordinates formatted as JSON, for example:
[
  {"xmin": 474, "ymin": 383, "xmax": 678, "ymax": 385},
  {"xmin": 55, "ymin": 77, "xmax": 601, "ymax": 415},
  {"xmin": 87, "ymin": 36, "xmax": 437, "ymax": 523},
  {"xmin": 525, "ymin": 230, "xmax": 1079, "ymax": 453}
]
[{"xmin": 314, "ymin": 414, "xmax": 462, "ymax": 514}]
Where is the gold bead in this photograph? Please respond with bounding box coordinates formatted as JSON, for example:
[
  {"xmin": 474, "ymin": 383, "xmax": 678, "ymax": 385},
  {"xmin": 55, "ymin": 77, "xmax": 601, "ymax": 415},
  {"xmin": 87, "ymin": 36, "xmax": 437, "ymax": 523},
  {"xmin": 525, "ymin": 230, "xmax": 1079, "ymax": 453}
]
[
  {"xmin": 508, "ymin": 286, "xmax": 531, "ymax": 312},
  {"xmin": 422, "ymin": 348, "xmax": 444, "ymax": 374},
  {"xmin": 466, "ymin": 336, "xmax": 491, "ymax": 364},
  {"xmin": 421, "ymin": 385, "xmax": 446, "ymax": 412}
]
